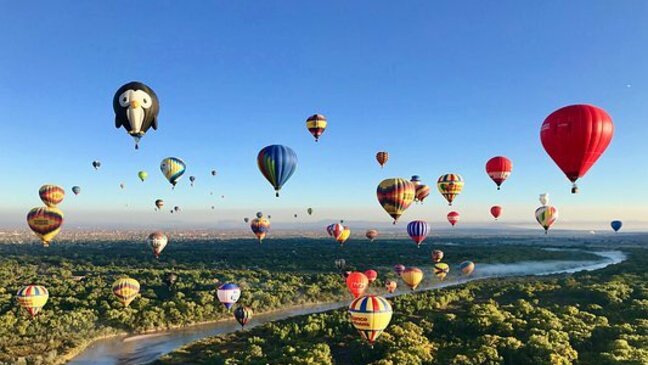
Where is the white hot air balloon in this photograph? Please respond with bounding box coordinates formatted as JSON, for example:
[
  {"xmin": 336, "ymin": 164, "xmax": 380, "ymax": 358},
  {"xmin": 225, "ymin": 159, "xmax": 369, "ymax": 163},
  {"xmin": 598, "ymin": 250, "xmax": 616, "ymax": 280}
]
[{"xmin": 539, "ymin": 193, "xmax": 549, "ymax": 206}]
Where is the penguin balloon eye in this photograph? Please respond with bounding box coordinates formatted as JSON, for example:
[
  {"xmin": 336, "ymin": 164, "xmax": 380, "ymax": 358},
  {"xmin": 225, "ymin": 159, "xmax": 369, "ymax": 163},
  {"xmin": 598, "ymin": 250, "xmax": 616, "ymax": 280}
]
[
  {"xmin": 118, "ymin": 91, "xmax": 131, "ymax": 107},
  {"xmin": 133, "ymin": 90, "xmax": 153, "ymax": 109}
]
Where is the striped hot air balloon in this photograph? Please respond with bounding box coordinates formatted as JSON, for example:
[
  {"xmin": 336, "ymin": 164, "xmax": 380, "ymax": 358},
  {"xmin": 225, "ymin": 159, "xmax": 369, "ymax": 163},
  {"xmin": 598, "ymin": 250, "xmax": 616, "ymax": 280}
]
[
  {"xmin": 401, "ymin": 267, "xmax": 423, "ymax": 290},
  {"xmin": 217, "ymin": 283, "xmax": 241, "ymax": 310},
  {"xmin": 485, "ymin": 156, "xmax": 513, "ymax": 190},
  {"xmin": 27, "ymin": 207, "xmax": 64, "ymax": 247},
  {"xmin": 348, "ymin": 295, "xmax": 393, "ymax": 344},
  {"xmin": 251, "ymin": 217, "xmax": 271, "ymax": 243},
  {"xmin": 39, "ymin": 184, "xmax": 65, "ymax": 208},
  {"xmin": 160, "ymin": 157, "xmax": 186, "ymax": 188},
  {"xmin": 406, "ymin": 220, "xmax": 429, "ymax": 248},
  {"xmin": 437, "ymin": 174, "xmax": 464, "ymax": 206},
  {"xmin": 376, "ymin": 151, "xmax": 389, "ymax": 168},
  {"xmin": 459, "ymin": 261, "xmax": 475, "ymax": 276},
  {"xmin": 112, "ymin": 278, "xmax": 140, "ymax": 307},
  {"xmin": 415, "ymin": 184, "xmax": 431, "ymax": 203},
  {"xmin": 376, "ymin": 178, "xmax": 416, "ymax": 224},
  {"xmin": 535, "ymin": 206, "xmax": 558, "ymax": 234},
  {"xmin": 234, "ymin": 305, "xmax": 253, "ymax": 328},
  {"xmin": 434, "ymin": 263, "xmax": 450, "ymax": 281},
  {"xmin": 257, "ymin": 145, "xmax": 298, "ymax": 197},
  {"xmin": 16, "ymin": 285, "xmax": 49, "ymax": 317},
  {"xmin": 306, "ymin": 114, "xmax": 327, "ymax": 142}
]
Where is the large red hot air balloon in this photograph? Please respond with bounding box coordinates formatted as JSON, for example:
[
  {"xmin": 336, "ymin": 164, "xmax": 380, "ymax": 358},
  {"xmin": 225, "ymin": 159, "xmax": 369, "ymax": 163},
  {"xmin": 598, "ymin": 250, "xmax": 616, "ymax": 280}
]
[
  {"xmin": 490, "ymin": 205, "xmax": 502, "ymax": 220},
  {"xmin": 485, "ymin": 156, "xmax": 512, "ymax": 190},
  {"xmin": 346, "ymin": 272, "xmax": 369, "ymax": 298},
  {"xmin": 540, "ymin": 104, "xmax": 614, "ymax": 193}
]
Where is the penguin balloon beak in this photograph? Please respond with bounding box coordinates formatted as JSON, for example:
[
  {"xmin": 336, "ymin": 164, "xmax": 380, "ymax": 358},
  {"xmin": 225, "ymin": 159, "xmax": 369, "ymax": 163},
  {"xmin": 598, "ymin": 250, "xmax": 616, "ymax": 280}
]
[{"xmin": 130, "ymin": 100, "xmax": 140, "ymax": 109}]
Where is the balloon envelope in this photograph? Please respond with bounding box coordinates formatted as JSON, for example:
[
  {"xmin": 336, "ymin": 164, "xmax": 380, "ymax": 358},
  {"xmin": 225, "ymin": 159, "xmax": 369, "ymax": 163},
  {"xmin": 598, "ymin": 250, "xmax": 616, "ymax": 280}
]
[
  {"xmin": 407, "ymin": 220, "xmax": 429, "ymax": 247},
  {"xmin": 16, "ymin": 285, "xmax": 49, "ymax": 317},
  {"xmin": 485, "ymin": 156, "xmax": 513, "ymax": 190},
  {"xmin": 39, "ymin": 185, "xmax": 65, "ymax": 208},
  {"xmin": 348, "ymin": 295, "xmax": 393, "ymax": 344},
  {"xmin": 71, "ymin": 186, "xmax": 81, "ymax": 196},
  {"xmin": 217, "ymin": 283, "xmax": 241, "ymax": 310},
  {"xmin": 611, "ymin": 220, "xmax": 622, "ymax": 232},
  {"xmin": 401, "ymin": 267, "xmax": 423, "ymax": 290},
  {"xmin": 148, "ymin": 232, "xmax": 168, "ymax": 258},
  {"xmin": 376, "ymin": 178, "xmax": 416, "ymax": 223},
  {"xmin": 160, "ymin": 157, "xmax": 186, "ymax": 187},
  {"xmin": 346, "ymin": 272, "xmax": 369, "ymax": 298},
  {"xmin": 447, "ymin": 211, "xmax": 460, "ymax": 227},
  {"xmin": 112, "ymin": 278, "xmax": 140, "ymax": 307},
  {"xmin": 257, "ymin": 145, "xmax": 298, "ymax": 197},
  {"xmin": 535, "ymin": 206, "xmax": 558, "ymax": 233},
  {"xmin": 375, "ymin": 151, "xmax": 389, "ymax": 168},
  {"xmin": 27, "ymin": 207, "xmax": 63, "ymax": 247},
  {"xmin": 364, "ymin": 270, "xmax": 378, "ymax": 283},
  {"xmin": 437, "ymin": 174, "xmax": 464, "ymax": 206},
  {"xmin": 460, "ymin": 261, "xmax": 475, "ymax": 276},
  {"xmin": 113, "ymin": 81, "xmax": 159, "ymax": 149},
  {"xmin": 431, "ymin": 250, "xmax": 444, "ymax": 263},
  {"xmin": 434, "ymin": 263, "xmax": 450, "ymax": 281},
  {"xmin": 306, "ymin": 114, "xmax": 327, "ymax": 142},
  {"xmin": 490, "ymin": 205, "xmax": 502, "ymax": 220},
  {"xmin": 234, "ymin": 306, "xmax": 253, "ymax": 328},
  {"xmin": 366, "ymin": 229, "xmax": 378, "ymax": 242}
]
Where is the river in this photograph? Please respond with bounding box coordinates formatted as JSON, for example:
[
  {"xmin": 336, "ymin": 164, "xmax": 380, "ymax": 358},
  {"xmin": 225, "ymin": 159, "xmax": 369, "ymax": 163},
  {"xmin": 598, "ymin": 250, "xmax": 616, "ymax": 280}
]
[{"xmin": 69, "ymin": 250, "xmax": 626, "ymax": 365}]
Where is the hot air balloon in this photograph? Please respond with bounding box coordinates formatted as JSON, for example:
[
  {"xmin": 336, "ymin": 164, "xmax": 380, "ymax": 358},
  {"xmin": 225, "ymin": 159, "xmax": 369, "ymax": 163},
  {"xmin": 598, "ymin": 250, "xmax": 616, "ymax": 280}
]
[
  {"xmin": 112, "ymin": 278, "xmax": 140, "ymax": 307},
  {"xmin": 211, "ymin": 170, "xmax": 217, "ymax": 176},
  {"xmin": 39, "ymin": 185, "xmax": 65, "ymax": 208},
  {"xmin": 174, "ymin": 206, "xmax": 181, "ymax": 213},
  {"xmin": 364, "ymin": 270, "xmax": 378, "ymax": 284},
  {"xmin": 366, "ymin": 229, "xmax": 378, "ymax": 242},
  {"xmin": 410, "ymin": 175, "xmax": 421, "ymax": 186},
  {"xmin": 393, "ymin": 264, "xmax": 405, "ymax": 277},
  {"xmin": 346, "ymin": 272, "xmax": 369, "ymax": 298},
  {"xmin": 71, "ymin": 186, "xmax": 81, "ymax": 196},
  {"xmin": 217, "ymin": 283, "xmax": 241, "ymax": 310},
  {"xmin": 27, "ymin": 207, "xmax": 63, "ymax": 247},
  {"xmin": 385, "ymin": 280, "xmax": 397, "ymax": 293},
  {"xmin": 164, "ymin": 273, "xmax": 178, "ymax": 288},
  {"xmin": 401, "ymin": 267, "xmax": 423, "ymax": 290},
  {"xmin": 611, "ymin": 220, "xmax": 622, "ymax": 232},
  {"xmin": 431, "ymin": 249, "xmax": 444, "ymax": 263},
  {"xmin": 251, "ymin": 216, "xmax": 270, "ymax": 243},
  {"xmin": 306, "ymin": 114, "xmax": 327, "ymax": 142},
  {"xmin": 434, "ymin": 263, "xmax": 450, "ymax": 281},
  {"xmin": 119, "ymin": 183, "xmax": 125, "ymax": 190},
  {"xmin": 16, "ymin": 285, "xmax": 49, "ymax": 317},
  {"xmin": 257, "ymin": 145, "xmax": 298, "ymax": 197},
  {"xmin": 490, "ymin": 205, "xmax": 502, "ymax": 220},
  {"xmin": 348, "ymin": 295, "xmax": 393, "ymax": 344},
  {"xmin": 256, "ymin": 211, "xmax": 263, "ymax": 219},
  {"xmin": 407, "ymin": 220, "xmax": 429, "ymax": 248},
  {"xmin": 336, "ymin": 227, "xmax": 351, "ymax": 246},
  {"xmin": 376, "ymin": 151, "xmax": 389, "ymax": 168},
  {"xmin": 539, "ymin": 193, "xmax": 549, "ymax": 206},
  {"xmin": 307, "ymin": 208, "xmax": 313, "ymax": 216},
  {"xmin": 138, "ymin": 171, "xmax": 148, "ymax": 182},
  {"xmin": 155, "ymin": 199, "xmax": 164, "ymax": 210},
  {"xmin": 535, "ymin": 206, "xmax": 558, "ymax": 234},
  {"xmin": 540, "ymin": 104, "xmax": 614, "ymax": 193},
  {"xmin": 485, "ymin": 156, "xmax": 513, "ymax": 190},
  {"xmin": 459, "ymin": 261, "xmax": 475, "ymax": 276},
  {"xmin": 113, "ymin": 81, "xmax": 160, "ymax": 149},
  {"xmin": 189, "ymin": 176, "xmax": 196, "ymax": 187},
  {"xmin": 447, "ymin": 211, "xmax": 460, "ymax": 227},
  {"xmin": 329, "ymin": 223, "xmax": 344, "ymax": 239},
  {"xmin": 335, "ymin": 259, "xmax": 346, "ymax": 271},
  {"xmin": 437, "ymin": 174, "xmax": 464, "ymax": 206},
  {"xmin": 415, "ymin": 184, "xmax": 431, "ymax": 203},
  {"xmin": 267, "ymin": 215, "xmax": 272, "ymax": 219},
  {"xmin": 377, "ymin": 178, "xmax": 415, "ymax": 224},
  {"xmin": 294, "ymin": 214, "xmax": 298, "ymax": 218},
  {"xmin": 343, "ymin": 271, "xmax": 352, "ymax": 279},
  {"xmin": 243, "ymin": 217, "xmax": 249, "ymax": 223},
  {"xmin": 148, "ymin": 232, "xmax": 168, "ymax": 259},
  {"xmin": 234, "ymin": 305, "xmax": 253, "ymax": 328},
  {"xmin": 160, "ymin": 157, "xmax": 186, "ymax": 188},
  {"xmin": 92, "ymin": 160, "xmax": 101, "ymax": 170}
]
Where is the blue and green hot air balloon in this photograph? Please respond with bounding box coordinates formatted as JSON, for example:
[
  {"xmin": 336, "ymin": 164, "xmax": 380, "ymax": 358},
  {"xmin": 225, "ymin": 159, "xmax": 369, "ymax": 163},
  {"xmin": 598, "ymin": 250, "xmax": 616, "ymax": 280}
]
[
  {"xmin": 257, "ymin": 145, "xmax": 297, "ymax": 197},
  {"xmin": 611, "ymin": 220, "xmax": 622, "ymax": 232}
]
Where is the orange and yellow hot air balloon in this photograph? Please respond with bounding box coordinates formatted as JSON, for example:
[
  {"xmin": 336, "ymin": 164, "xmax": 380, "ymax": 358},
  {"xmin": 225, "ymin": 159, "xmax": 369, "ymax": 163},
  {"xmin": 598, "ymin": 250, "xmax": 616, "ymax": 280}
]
[
  {"xmin": 336, "ymin": 226, "xmax": 351, "ymax": 246},
  {"xmin": 459, "ymin": 261, "xmax": 475, "ymax": 276},
  {"xmin": 348, "ymin": 295, "xmax": 393, "ymax": 344},
  {"xmin": 251, "ymin": 216, "xmax": 271, "ymax": 243},
  {"xmin": 385, "ymin": 280, "xmax": 397, "ymax": 293},
  {"xmin": 27, "ymin": 207, "xmax": 63, "ymax": 247},
  {"xmin": 39, "ymin": 184, "xmax": 65, "ymax": 208},
  {"xmin": 437, "ymin": 174, "xmax": 464, "ymax": 206},
  {"xmin": 16, "ymin": 285, "xmax": 49, "ymax": 317},
  {"xmin": 376, "ymin": 178, "xmax": 415, "ymax": 224},
  {"xmin": 401, "ymin": 267, "xmax": 423, "ymax": 290},
  {"xmin": 346, "ymin": 272, "xmax": 369, "ymax": 298},
  {"xmin": 112, "ymin": 278, "xmax": 140, "ymax": 307}
]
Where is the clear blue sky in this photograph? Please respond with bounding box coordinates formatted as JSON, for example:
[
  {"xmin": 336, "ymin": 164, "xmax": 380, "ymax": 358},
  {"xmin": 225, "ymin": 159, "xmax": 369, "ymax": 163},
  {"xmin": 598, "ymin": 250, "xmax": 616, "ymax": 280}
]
[{"xmin": 1, "ymin": 1, "xmax": 648, "ymax": 229}]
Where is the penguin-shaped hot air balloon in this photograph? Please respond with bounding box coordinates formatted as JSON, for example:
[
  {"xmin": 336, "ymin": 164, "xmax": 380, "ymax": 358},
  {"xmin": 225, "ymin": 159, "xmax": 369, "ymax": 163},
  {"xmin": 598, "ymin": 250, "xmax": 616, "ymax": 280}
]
[{"xmin": 113, "ymin": 82, "xmax": 160, "ymax": 149}]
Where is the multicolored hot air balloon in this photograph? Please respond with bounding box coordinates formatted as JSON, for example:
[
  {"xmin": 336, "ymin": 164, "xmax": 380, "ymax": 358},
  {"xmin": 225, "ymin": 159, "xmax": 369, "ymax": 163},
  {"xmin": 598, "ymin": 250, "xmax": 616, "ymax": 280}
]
[
  {"xmin": 535, "ymin": 206, "xmax": 558, "ymax": 234},
  {"xmin": 393, "ymin": 264, "xmax": 405, "ymax": 277},
  {"xmin": 407, "ymin": 220, "xmax": 429, "ymax": 248},
  {"xmin": 27, "ymin": 207, "xmax": 63, "ymax": 247},
  {"xmin": 490, "ymin": 205, "xmax": 502, "ymax": 220},
  {"xmin": 431, "ymin": 249, "xmax": 444, "ymax": 263},
  {"xmin": 71, "ymin": 186, "xmax": 81, "ymax": 196},
  {"xmin": 112, "ymin": 278, "xmax": 140, "ymax": 307},
  {"xmin": 611, "ymin": 220, "xmax": 623, "ymax": 232},
  {"xmin": 434, "ymin": 263, "xmax": 450, "ymax": 281},
  {"xmin": 217, "ymin": 283, "xmax": 241, "ymax": 310},
  {"xmin": 539, "ymin": 193, "xmax": 549, "ymax": 206},
  {"xmin": 447, "ymin": 211, "xmax": 460, "ymax": 227},
  {"xmin": 113, "ymin": 81, "xmax": 160, "ymax": 149},
  {"xmin": 540, "ymin": 104, "xmax": 614, "ymax": 193},
  {"xmin": 376, "ymin": 151, "xmax": 389, "ymax": 168},
  {"xmin": 336, "ymin": 227, "xmax": 351, "ymax": 246},
  {"xmin": 437, "ymin": 174, "xmax": 464, "ymax": 206},
  {"xmin": 155, "ymin": 199, "xmax": 164, "ymax": 210},
  {"xmin": 306, "ymin": 114, "xmax": 327, "ymax": 142},
  {"xmin": 138, "ymin": 171, "xmax": 148, "ymax": 182},
  {"xmin": 486, "ymin": 156, "xmax": 513, "ymax": 190},
  {"xmin": 148, "ymin": 232, "xmax": 168, "ymax": 259},
  {"xmin": 329, "ymin": 223, "xmax": 344, "ymax": 239},
  {"xmin": 16, "ymin": 285, "xmax": 49, "ymax": 317},
  {"xmin": 92, "ymin": 160, "xmax": 101, "ymax": 170},
  {"xmin": 257, "ymin": 145, "xmax": 298, "ymax": 197},
  {"xmin": 39, "ymin": 185, "xmax": 65, "ymax": 208},
  {"xmin": 401, "ymin": 267, "xmax": 423, "ymax": 290},
  {"xmin": 346, "ymin": 272, "xmax": 369, "ymax": 298},
  {"xmin": 189, "ymin": 176, "xmax": 196, "ymax": 187},
  {"xmin": 385, "ymin": 280, "xmax": 397, "ymax": 293},
  {"xmin": 410, "ymin": 175, "xmax": 421, "ymax": 186},
  {"xmin": 234, "ymin": 305, "xmax": 253, "ymax": 328},
  {"xmin": 160, "ymin": 157, "xmax": 186, "ymax": 188},
  {"xmin": 459, "ymin": 261, "xmax": 475, "ymax": 276},
  {"xmin": 364, "ymin": 270, "xmax": 378, "ymax": 284},
  {"xmin": 251, "ymin": 216, "xmax": 270, "ymax": 243},
  {"xmin": 415, "ymin": 184, "xmax": 431, "ymax": 203},
  {"xmin": 348, "ymin": 295, "xmax": 393, "ymax": 344},
  {"xmin": 377, "ymin": 178, "xmax": 416, "ymax": 224},
  {"xmin": 366, "ymin": 229, "xmax": 378, "ymax": 242}
]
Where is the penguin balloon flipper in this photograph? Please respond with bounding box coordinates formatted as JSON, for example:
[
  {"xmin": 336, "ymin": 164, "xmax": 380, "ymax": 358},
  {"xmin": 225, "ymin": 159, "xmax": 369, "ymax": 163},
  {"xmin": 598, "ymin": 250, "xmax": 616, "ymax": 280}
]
[
  {"xmin": 115, "ymin": 117, "xmax": 122, "ymax": 129},
  {"xmin": 152, "ymin": 117, "xmax": 158, "ymax": 130}
]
